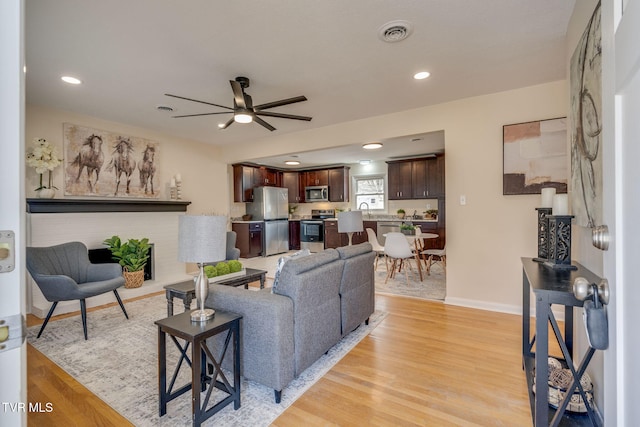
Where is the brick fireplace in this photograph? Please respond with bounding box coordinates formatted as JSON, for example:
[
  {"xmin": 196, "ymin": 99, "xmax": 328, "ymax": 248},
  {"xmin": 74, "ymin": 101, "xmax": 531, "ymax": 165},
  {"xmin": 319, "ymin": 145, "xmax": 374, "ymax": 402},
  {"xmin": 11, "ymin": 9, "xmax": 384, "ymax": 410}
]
[{"xmin": 26, "ymin": 199, "xmax": 192, "ymax": 317}]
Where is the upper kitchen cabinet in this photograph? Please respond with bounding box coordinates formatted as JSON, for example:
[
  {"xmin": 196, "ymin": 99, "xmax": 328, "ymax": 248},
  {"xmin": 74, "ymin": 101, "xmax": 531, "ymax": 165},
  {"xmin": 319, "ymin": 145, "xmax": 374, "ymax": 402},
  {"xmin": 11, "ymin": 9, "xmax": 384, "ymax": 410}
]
[
  {"xmin": 282, "ymin": 171, "xmax": 304, "ymax": 203},
  {"xmin": 232, "ymin": 164, "xmax": 255, "ymax": 202},
  {"xmin": 253, "ymin": 166, "xmax": 281, "ymax": 187},
  {"xmin": 328, "ymin": 166, "xmax": 350, "ymax": 202},
  {"xmin": 304, "ymin": 169, "xmax": 329, "ymax": 187},
  {"xmin": 411, "ymin": 154, "xmax": 445, "ymax": 198},
  {"xmin": 387, "ymin": 161, "xmax": 413, "ymax": 200}
]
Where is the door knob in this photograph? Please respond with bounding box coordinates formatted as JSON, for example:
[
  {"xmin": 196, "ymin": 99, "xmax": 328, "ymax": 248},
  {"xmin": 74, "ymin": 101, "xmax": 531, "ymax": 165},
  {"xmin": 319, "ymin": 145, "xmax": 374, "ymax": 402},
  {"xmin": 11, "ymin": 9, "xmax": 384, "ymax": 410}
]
[
  {"xmin": 592, "ymin": 225, "xmax": 609, "ymax": 251},
  {"xmin": 573, "ymin": 277, "xmax": 610, "ymax": 305}
]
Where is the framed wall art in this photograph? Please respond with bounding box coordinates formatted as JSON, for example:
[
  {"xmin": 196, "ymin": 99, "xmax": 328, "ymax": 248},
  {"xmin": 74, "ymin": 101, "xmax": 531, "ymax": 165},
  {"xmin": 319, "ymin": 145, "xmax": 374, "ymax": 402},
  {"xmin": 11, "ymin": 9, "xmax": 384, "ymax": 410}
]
[
  {"xmin": 63, "ymin": 123, "xmax": 160, "ymax": 198},
  {"xmin": 503, "ymin": 117, "xmax": 568, "ymax": 196}
]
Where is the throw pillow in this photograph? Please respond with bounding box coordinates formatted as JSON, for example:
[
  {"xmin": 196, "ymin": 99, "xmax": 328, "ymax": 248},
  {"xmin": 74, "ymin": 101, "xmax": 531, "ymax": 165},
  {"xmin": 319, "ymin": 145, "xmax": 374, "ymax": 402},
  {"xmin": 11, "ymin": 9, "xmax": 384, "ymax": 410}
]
[{"xmin": 272, "ymin": 249, "xmax": 311, "ymax": 293}]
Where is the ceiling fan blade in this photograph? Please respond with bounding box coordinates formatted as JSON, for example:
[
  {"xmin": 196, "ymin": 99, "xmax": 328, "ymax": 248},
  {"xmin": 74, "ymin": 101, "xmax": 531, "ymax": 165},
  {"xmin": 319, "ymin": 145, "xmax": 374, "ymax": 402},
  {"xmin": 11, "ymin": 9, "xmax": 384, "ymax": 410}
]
[
  {"xmin": 255, "ymin": 111, "xmax": 312, "ymax": 121},
  {"xmin": 164, "ymin": 93, "xmax": 233, "ymax": 110},
  {"xmin": 219, "ymin": 117, "xmax": 235, "ymax": 130},
  {"xmin": 230, "ymin": 80, "xmax": 247, "ymax": 109},
  {"xmin": 254, "ymin": 96, "xmax": 307, "ymax": 110},
  {"xmin": 172, "ymin": 112, "xmax": 233, "ymax": 118},
  {"xmin": 254, "ymin": 116, "xmax": 276, "ymax": 131}
]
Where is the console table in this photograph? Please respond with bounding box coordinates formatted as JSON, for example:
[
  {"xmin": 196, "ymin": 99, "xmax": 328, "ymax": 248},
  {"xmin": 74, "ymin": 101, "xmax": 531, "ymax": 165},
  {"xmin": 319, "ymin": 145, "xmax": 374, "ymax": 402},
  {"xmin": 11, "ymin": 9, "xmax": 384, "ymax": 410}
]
[
  {"xmin": 156, "ymin": 310, "xmax": 241, "ymax": 426},
  {"xmin": 521, "ymin": 258, "xmax": 603, "ymax": 427}
]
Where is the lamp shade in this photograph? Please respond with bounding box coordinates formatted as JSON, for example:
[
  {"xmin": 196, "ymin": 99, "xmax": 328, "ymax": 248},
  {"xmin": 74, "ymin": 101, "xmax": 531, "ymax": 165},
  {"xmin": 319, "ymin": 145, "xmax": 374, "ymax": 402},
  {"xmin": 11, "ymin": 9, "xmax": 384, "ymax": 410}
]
[
  {"xmin": 178, "ymin": 215, "xmax": 227, "ymax": 263},
  {"xmin": 338, "ymin": 211, "xmax": 363, "ymax": 233}
]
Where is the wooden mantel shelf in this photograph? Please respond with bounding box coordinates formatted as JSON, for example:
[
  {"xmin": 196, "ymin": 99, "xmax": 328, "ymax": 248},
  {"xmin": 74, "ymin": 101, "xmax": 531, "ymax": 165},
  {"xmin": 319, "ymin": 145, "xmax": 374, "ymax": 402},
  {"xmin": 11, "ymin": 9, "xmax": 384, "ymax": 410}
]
[{"xmin": 26, "ymin": 198, "xmax": 191, "ymax": 214}]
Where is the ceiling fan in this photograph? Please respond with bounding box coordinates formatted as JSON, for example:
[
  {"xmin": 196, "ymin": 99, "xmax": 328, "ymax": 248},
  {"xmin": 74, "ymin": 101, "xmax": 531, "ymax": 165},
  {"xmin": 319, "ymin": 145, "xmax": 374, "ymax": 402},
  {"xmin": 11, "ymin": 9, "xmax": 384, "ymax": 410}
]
[{"xmin": 165, "ymin": 76, "xmax": 312, "ymax": 131}]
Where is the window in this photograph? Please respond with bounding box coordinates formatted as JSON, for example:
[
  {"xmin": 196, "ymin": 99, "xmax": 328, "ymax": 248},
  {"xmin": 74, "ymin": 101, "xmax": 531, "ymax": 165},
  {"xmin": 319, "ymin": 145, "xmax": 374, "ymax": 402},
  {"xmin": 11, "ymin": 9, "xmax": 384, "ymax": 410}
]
[{"xmin": 354, "ymin": 176, "xmax": 385, "ymax": 211}]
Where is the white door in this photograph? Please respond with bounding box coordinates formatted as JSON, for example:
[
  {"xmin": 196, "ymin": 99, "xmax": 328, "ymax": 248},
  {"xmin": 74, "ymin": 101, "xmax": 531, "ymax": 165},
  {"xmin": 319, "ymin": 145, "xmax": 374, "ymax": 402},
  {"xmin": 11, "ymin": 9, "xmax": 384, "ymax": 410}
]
[
  {"xmin": 610, "ymin": 0, "xmax": 640, "ymax": 425},
  {"xmin": 0, "ymin": 0, "xmax": 26, "ymax": 426}
]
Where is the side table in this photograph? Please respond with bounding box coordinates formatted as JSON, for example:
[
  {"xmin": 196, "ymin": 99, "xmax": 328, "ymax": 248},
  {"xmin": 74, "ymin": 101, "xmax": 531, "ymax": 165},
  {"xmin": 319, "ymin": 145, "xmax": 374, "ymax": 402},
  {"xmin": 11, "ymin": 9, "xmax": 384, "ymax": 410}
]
[{"xmin": 155, "ymin": 310, "xmax": 242, "ymax": 426}]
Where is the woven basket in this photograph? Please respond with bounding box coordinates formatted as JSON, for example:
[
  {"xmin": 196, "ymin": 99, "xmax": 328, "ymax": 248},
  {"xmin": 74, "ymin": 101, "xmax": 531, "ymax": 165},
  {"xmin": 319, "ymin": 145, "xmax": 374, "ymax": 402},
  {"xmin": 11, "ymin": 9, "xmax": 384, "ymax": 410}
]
[{"xmin": 122, "ymin": 267, "xmax": 144, "ymax": 289}]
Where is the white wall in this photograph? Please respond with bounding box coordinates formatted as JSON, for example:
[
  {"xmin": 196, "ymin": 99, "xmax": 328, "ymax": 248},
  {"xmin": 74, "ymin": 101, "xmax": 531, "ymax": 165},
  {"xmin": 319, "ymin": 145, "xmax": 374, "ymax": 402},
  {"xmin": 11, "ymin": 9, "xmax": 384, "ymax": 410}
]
[
  {"xmin": 221, "ymin": 80, "xmax": 567, "ymax": 313},
  {"xmin": 26, "ymin": 104, "xmax": 229, "ymax": 215}
]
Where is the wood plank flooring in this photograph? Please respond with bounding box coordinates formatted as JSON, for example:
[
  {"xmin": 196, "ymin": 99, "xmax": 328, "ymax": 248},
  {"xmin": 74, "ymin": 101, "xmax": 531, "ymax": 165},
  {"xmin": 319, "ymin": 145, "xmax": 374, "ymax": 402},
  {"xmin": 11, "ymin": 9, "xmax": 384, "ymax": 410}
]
[{"xmin": 27, "ymin": 292, "xmax": 535, "ymax": 426}]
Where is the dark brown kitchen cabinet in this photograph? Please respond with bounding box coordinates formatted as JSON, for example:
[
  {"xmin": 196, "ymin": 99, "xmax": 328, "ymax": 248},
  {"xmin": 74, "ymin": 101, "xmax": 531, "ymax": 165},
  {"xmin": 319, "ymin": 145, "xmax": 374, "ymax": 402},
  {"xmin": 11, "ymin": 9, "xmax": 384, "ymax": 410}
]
[
  {"xmin": 304, "ymin": 169, "xmax": 329, "ymax": 187},
  {"xmin": 253, "ymin": 166, "xmax": 280, "ymax": 187},
  {"xmin": 323, "ymin": 219, "xmax": 347, "ymax": 249},
  {"xmin": 412, "ymin": 155, "xmax": 445, "ymax": 198},
  {"xmin": 232, "ymin": 222, "xmax": 263, "ymax": 258},
  {"xmin": 289, "ymin": 220, "xmax": 301, "ymax": 250},
  {"xmin": 351, "ymin": 220, "xmax": 377, "ymax": 245},
  {"xmin": 232, "ymin": 164, "xmax": 255, "ymax": 202},
  {"xmin": 282, "ymin": 171, "xmax": 304, "ymax": 203},
  {"xmin": 328, "ymin": 167, "xmax": 350, "ymax": 202},
  {"xmin": 387, "ymin": 161, "xmax": 413, "ymax": 200}
]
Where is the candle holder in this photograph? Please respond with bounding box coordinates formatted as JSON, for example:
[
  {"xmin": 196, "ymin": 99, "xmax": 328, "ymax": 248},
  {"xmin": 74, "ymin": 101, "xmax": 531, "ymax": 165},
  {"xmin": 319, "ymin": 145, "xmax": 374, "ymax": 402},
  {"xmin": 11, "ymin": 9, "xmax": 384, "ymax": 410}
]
[
  {"xmin": 533, "ymin": 208, "xmax": 552, "ymax": 263},
  {"xmin": 544, "ymin": 215, "xmax": 577, "ymax": 270}
]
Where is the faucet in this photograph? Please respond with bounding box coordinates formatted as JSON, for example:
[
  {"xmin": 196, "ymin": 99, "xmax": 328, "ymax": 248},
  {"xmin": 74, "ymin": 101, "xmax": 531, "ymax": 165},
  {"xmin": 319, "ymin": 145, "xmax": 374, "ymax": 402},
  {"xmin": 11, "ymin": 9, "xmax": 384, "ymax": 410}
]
[
  {"xmin": 358, "ymin": 202, "xmax": 371, "ymax": 219},
  {"xmin": 412, "ymin": 210, "xmax": 417, "ymax": 219}
]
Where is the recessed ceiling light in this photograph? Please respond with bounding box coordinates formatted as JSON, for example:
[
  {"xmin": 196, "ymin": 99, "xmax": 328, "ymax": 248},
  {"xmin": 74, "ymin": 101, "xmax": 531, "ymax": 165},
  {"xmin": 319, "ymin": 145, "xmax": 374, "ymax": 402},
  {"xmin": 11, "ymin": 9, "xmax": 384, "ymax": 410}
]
[
  {"xmin": 359, "ymin": 160, "xmax": 371, "ymax": 165},
  {"xmin": 363, "ymin": 142, "xmax": 383, "ymax": 150},
  {"xmin": 61, "ymin": 76, "xmax": 82, "ymax": 85},
  {"xmin": 414, "ymin": 71, "xmax": 431, "ymax": 80},
  {"xmin": 285, "ymin": 160, "xmax": 300, "ymax": 166},
  {"xmin": 218, "ymin": 123, "xmax": 226, "ymax": 128}
]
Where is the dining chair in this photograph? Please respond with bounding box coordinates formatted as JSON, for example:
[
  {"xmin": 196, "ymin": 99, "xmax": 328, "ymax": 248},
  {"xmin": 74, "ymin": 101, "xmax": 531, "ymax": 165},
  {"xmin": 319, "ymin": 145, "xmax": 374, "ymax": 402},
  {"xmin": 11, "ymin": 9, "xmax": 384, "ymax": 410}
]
[
  {"xmin": 383, "ymin": 232, "xmax": 416, "ymax": 285},
  {"xmin": 366, "ymin": 228, "xmax": 387, "ymax": 271},
  {"xmin": 421, "ymin": 244, "xmax": 447, "ymax": 275}
]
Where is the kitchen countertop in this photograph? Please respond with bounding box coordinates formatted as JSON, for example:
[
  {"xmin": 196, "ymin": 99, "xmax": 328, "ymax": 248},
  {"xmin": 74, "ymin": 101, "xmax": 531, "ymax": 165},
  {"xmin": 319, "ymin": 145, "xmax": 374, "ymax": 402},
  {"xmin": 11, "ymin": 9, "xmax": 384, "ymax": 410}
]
[{"xmin": 231, "ymin": 217, "xmax": 438, "ymax": 223}]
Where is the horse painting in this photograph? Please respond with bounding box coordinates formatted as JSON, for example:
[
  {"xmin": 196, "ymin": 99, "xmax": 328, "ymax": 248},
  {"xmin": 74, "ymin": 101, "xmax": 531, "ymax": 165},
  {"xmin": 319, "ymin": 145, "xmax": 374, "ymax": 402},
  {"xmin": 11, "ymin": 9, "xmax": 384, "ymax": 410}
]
[
  {"xmin": 106, "ymin": 137, "xmax": 136, "ymax": 195},
  {"xmin": 138, "ymin": 144, "xmax": 156, "ymax": 195},
  {"xmin": 70, "ymin": 134, "xmax": 104, "ymax": 193}
]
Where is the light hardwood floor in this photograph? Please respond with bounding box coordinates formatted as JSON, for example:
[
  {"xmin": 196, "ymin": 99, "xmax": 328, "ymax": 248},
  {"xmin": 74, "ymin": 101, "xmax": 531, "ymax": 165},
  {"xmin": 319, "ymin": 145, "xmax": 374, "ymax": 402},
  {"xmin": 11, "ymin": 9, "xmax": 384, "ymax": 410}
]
[{"xmin": 27, "ymin": 292, "xmax": 535, "ymax": 426}]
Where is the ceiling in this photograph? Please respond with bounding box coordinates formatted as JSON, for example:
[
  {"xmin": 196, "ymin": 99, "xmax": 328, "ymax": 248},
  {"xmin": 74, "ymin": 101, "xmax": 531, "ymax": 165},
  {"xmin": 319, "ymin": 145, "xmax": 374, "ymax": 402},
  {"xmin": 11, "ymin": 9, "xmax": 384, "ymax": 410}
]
[{"xmin": 25, "ymin": 1, "xmax": 575, "ymax": 167}]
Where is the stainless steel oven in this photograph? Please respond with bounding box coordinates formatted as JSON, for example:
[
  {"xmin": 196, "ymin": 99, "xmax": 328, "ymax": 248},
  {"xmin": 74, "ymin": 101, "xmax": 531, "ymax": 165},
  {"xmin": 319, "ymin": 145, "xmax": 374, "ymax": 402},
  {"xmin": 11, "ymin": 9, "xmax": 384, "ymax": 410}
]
[{"xmin": 300, "ymin": 209, "xmax": 334, "ymax": 252}]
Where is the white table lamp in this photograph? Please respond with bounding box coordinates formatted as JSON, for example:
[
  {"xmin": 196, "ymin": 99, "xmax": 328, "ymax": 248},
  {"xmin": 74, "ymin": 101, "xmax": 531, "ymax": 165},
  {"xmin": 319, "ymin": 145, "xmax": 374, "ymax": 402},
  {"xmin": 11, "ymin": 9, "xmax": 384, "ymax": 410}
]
[
  {"xmin": 178, "ymin": 215, "xmax": 226, "ymax": 322},
  {"xmin": 338, "ymin": 211, "xmax": 364, "ymax": 246}
]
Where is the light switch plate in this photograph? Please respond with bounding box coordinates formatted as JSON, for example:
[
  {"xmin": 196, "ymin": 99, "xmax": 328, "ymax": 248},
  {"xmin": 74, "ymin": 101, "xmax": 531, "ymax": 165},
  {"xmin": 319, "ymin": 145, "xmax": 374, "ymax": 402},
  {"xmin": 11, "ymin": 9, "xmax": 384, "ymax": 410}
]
[{"xmin": 459, "ymin": 195, "xmax": 467, "ymax": 205}]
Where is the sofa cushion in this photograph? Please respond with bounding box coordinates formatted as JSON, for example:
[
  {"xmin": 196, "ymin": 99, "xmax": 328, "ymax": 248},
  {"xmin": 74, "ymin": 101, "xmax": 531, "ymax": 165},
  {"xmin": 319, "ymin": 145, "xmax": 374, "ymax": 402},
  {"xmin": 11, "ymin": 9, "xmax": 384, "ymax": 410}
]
[{"xmin": 272, "ymin": 249, "xmax": 311, "ymax": 292}]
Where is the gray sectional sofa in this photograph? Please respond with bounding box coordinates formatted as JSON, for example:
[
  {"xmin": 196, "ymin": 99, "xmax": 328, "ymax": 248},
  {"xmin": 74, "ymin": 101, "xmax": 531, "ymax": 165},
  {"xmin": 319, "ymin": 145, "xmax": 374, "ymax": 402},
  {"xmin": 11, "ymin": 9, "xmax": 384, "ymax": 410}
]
[{"xmin": 205, "ymin": 242, "xmax": 375, "ymax": 403}]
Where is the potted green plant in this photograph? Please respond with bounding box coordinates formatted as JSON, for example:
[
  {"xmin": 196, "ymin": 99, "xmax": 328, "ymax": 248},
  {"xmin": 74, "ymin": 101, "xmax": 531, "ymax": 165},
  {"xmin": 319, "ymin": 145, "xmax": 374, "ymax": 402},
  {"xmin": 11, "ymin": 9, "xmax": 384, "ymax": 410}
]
[
  {"xmin": 400, "ymin": 223, "xmax": 416, "ymax": 235},
  {"xmin": 103, "ymin": 236, "xmax": 151, "ymax": 288},
  {"xmin": 397, "ymin": 208, "xmax": 406, "ymax": 219}
]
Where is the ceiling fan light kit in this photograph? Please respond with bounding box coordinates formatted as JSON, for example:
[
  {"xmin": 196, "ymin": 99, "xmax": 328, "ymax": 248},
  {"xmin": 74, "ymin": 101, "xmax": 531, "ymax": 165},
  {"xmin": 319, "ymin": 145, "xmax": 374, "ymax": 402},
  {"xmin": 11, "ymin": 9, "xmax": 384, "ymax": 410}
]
[{"xmin": 165, "ymin": 76, "xmax": 311, "ymax": 131}]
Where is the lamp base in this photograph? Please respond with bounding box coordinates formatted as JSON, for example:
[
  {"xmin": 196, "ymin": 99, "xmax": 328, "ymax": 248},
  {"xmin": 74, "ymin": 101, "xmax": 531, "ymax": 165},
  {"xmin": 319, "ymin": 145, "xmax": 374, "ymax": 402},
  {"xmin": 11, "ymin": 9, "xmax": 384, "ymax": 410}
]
[{"xmin": 190, "ymin": 308, "xmax": 215, "ymax": 322}]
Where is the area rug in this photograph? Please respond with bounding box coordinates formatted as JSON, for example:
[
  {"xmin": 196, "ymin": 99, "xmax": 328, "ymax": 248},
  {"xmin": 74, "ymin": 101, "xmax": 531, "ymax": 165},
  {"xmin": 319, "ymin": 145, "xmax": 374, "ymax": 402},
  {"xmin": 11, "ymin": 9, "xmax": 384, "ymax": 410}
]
[
  {"xmin": 374, "ymin": 261, "xmax": 446, "ymax": 301},
  {"xmin": 27, "ymin": 294, "xmax": 387, "ymax": 426}
]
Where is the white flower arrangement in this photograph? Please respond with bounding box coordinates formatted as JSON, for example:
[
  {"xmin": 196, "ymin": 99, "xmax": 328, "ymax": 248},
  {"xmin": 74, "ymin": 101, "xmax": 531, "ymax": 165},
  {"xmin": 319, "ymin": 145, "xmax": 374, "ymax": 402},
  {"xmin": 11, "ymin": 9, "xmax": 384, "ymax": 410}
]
[{"xmin": 26, "ymin": 138, "xmax": 62, "ymax": 190}]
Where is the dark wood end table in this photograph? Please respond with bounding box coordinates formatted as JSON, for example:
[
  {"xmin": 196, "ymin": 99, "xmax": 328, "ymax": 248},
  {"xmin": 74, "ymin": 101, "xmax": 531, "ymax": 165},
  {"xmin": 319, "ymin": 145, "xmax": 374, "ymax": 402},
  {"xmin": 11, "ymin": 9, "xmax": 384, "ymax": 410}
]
[
  {"xmin": 164, "ymin": 268, "xmax": 267, "ymax": 316},
  {"xmin": 156, "ymin": 310, "xmax": 242, "ymax": 426}
]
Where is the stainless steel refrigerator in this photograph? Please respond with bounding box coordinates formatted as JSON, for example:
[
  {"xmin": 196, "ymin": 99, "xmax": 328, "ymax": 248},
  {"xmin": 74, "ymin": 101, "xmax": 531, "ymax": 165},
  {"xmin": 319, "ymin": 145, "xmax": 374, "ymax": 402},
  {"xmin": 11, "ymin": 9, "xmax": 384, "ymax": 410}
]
[{"xmin": 246, "ymin": 186, "xmax": 289, "ymax": 256}]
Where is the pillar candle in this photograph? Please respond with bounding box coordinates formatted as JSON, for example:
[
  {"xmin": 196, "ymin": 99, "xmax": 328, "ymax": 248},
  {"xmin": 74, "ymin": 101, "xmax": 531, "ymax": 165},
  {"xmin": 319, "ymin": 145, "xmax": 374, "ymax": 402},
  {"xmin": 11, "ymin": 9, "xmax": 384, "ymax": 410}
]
[
  {"xmin": 540, "ymin": 187, "xmax": 556, "ymax": 208},
  {"xmin": 175, "ymin": 173, "xmax": 182, "ymax": 183},
  {"xmin": 552, "ymin": 194, "xmax": 569, "ymax": 215},
  {"xmin": 170, "ymin": 177, "xmax": 176, "ymax": 187}
]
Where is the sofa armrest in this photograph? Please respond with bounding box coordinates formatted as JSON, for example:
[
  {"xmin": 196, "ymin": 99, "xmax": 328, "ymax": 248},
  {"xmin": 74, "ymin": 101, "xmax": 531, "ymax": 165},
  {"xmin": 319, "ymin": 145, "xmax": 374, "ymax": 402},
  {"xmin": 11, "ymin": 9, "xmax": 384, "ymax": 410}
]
[
  {"xmin": 205, "ymin": 285, "xmax": 295, "ymax": 392},
  {"xmin": 87, "ymin": 263, "xmax": 123, "ymax": 282}
]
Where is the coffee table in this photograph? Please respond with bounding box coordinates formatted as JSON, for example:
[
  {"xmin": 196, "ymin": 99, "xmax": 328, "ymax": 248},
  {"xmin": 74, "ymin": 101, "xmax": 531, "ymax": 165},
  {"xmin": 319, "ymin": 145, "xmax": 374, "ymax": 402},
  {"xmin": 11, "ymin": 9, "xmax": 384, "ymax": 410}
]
[{"xmin": 164, "ymin": 268, "xmax": 267, "ymax": 316}]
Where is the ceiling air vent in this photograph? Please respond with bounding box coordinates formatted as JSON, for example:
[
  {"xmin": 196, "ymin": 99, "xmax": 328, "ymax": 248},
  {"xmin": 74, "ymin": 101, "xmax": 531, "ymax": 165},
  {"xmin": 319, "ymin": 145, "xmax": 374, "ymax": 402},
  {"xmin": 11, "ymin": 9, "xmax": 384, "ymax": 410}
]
[{"xmin": 378, "ymin": 20, "xmax": 413, "ymax": 43}]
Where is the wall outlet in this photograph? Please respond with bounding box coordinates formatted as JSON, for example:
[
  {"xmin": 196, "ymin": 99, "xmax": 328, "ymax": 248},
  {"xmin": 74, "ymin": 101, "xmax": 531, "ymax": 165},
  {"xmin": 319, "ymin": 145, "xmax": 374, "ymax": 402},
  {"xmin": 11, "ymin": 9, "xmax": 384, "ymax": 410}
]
[
  {"xmin": 426, "ymin": 203, "xmax": 431, "ymax": 210},
  {"xmin": 460, "ymin": 195, "xmax": 467, "ymax": 205}
]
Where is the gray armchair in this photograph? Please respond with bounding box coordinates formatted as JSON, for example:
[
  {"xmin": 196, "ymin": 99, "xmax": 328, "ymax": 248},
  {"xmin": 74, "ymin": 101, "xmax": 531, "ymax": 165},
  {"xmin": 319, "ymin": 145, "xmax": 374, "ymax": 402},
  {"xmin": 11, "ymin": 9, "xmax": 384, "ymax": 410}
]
[
  {"xmin": 226, "ymin": 231, "xmax": 241, "ymax": 261},
  {"xmin": 26, "ymin": 241, "xmax": 128, "ymax": 340}
]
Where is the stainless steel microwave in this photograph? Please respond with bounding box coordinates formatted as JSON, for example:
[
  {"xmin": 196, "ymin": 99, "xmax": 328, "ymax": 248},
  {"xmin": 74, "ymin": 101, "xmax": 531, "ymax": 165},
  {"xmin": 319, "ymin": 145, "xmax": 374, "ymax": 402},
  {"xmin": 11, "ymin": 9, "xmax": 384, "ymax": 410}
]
[{"xmin": 305, "ymin": 185, "xmax": 329, "ymax": 202}]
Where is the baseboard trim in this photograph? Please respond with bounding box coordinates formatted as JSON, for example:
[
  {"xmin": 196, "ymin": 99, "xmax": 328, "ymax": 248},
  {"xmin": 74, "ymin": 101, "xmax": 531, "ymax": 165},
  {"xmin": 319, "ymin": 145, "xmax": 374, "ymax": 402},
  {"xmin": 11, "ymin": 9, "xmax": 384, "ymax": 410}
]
[{"xmin": 444, "ymin": 296, "xmax": 567, "ymax": 321}]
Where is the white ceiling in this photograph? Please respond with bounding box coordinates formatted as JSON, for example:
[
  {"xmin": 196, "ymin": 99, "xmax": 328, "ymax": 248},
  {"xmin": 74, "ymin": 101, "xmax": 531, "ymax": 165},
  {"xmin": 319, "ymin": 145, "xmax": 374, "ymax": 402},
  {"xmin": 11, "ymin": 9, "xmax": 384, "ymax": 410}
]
[{"xmin": 25, "ymin": 1, "xmax": 575, "ymax": 167}]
